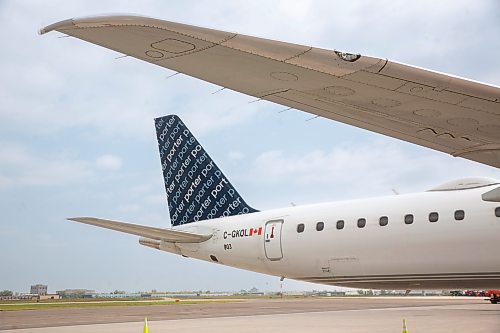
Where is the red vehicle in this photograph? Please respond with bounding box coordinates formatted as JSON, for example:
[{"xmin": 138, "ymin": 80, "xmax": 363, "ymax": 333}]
[
  {"xmin": 485, "ymin": 290, "xmax": 500, "ymax": 304},
  {"xmin": 463, "ymin": 290, "xmax": 485, "ymax": 297}
]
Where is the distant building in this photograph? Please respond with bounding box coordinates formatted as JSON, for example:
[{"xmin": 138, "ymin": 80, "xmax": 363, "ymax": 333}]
[
  {"xmin": 94, "ymin": 292, "xmax": 142, "ymax": 299},
  {"xmin": 30, "ymin": 284, "xmax": 47, "ymax": 295},
  {"xmin": 39, "ymin": 294, "xmax": 61, "ymax": 300},
  {"xmin": 56, "ymin": 289, "xmax": 95, "ymax": 298},
  {"xmin": 237, "ymin": 288, "xmax": 265, "ymax": 296}
]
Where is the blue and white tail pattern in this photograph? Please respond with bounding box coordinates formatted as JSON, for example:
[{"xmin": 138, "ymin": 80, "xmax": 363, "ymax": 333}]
[{"xmin": 155, "ymin": 115, "xmax": 258, "ymax": 226}]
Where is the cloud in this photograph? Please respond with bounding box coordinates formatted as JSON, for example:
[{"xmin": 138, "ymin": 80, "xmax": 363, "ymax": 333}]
[
  {"xmin": 249, "ymin": 141, "xmax": 499, "ymax": 203},
  {"xmin": 0, "ymin": 144, "xmax": 125, "ymax": 189},
  {"xmin": 0, "ymin": 142, "xmax": 93, "ymax": 188},
  {"xmin": 227, "ymin": 151, "xmax": 246, "ymax": 161},
  {"xmin": 96, "ymin": 154, "xmax": 122, "ymax": 171},
  {"xmin": 118, "ymin": 204, "xmax": 142, "ymax": 214}
]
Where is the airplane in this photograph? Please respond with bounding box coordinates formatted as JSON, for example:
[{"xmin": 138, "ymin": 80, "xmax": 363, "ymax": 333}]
[{"xmin": 40, "ymin": 15, "xmax": 500, "ymax": 290}]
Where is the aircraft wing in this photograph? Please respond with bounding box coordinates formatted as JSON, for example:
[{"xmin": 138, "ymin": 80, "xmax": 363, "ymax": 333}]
[
  {"xmin": 40, "ymin": 15, "xmax": 500, "ymax": 168},
  {"xmin": 67, "ymin": 217, "xmax": 212, "ymax": 243}
]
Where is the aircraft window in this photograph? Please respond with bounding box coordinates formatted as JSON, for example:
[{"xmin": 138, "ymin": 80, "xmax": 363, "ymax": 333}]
[
  {"xmin": 297, "ymin": 223, "xmax": 305, "ymax": 233},
  {"xmin": 336, "ymin": 220, "xmax": 344, "ymax": 230},
  {"xmin": 404, "ymin": 214, "xmax": 414, "ymax": 224},
  {"xmin": 429, "ymin": 212, "xmax": 439, "ymax": 222},
  {"xmin": 379, "ymin": 216, "xmax": 388, "ymax": 226},
  {"xmin": 454, "ymin": 210, "xmax": 465, "ymax": 220},
  {"xmin": 316, "ymin": 222, "xmax": 324, "ymax": 231},
  {"xmin": 496, "ymin": 207, "xmax": 500, "ymax": 217},
  {"xmin": 357, "ymin": 218, "xmax": 366, "ymax": 228}
]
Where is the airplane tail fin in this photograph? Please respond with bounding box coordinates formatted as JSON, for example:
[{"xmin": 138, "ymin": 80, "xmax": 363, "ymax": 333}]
[{"xmin": 155, "ymin": 115, "xmax": 258, "ymax": 226}]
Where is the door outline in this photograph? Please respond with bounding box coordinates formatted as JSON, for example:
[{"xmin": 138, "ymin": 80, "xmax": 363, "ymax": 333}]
[{"xmin": 264, "ymin": 219, "xmax": 284, "ymax": 261}]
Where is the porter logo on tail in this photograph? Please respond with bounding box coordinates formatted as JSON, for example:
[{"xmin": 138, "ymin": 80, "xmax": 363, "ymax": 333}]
[{"xmin": 155, "ymin": 115, "xmax": 258, "ymax": 226}]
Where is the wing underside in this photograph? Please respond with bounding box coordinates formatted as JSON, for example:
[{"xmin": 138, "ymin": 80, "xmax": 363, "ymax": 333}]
[{"xmin": 40, "ymin": 15, "xmax": 500, "ymax": 168}]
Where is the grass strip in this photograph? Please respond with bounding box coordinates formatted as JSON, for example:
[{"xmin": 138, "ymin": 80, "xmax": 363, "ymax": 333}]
[{"xmin": 0, "ymin": 299, "xmax": 238, "ymax": 311}]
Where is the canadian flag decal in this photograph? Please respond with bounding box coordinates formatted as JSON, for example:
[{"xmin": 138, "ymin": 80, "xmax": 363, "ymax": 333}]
[{"xmin": 249, "ymin": 227, "xmax": 262, "ymax": 236}]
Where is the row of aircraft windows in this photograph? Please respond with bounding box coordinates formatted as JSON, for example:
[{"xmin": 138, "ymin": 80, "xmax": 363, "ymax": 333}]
[{"xmin": 296, "ymin": 207, "xmax": 500, "ymax": 233}]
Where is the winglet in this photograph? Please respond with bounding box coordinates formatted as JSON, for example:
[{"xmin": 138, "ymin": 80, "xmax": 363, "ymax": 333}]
[
  {"xmin": 39, "ymin": 19, "xmax": 75, "ymax": 35},
  {"xmin": 39, "ymin": 15, "xmax": 160, "ymax": 35}
]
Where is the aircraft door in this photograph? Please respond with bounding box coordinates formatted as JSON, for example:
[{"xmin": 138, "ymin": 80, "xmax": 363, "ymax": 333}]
[{"xmin": 264, "ymin": 220, "xmax": 283, "ymax": 261}]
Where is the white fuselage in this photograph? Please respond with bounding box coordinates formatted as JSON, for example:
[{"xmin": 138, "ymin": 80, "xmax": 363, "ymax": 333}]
[{"xmin": 158, "ymin": 184, "xmax": 500, "ymax": 290}]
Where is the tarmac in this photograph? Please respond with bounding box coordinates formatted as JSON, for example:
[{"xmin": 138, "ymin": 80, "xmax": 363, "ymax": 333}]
[{"xmin": 1, "ymin": 297, "xmax": 499, "ymax": 332}]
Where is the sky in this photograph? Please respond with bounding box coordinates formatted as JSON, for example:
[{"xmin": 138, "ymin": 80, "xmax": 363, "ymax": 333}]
[{"xmin": 1, "ymin": 0, "xmax": 499, "ymax": 294}]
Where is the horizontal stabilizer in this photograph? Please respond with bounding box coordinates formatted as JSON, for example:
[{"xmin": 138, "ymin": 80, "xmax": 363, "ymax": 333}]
[{"xmin": 67, "ymin": 217, "xmax": 212, "ymax": 243}]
